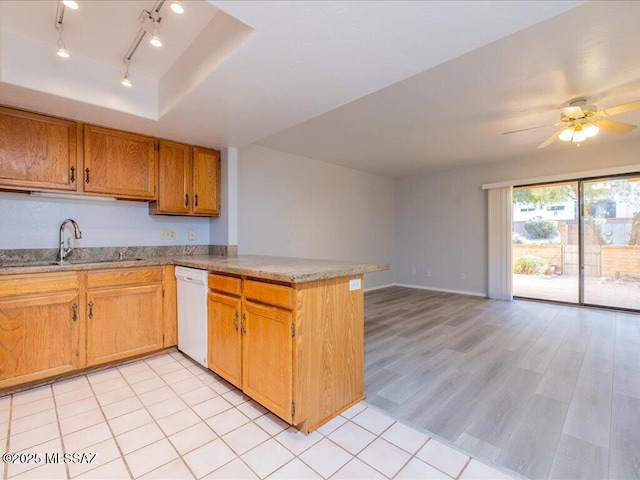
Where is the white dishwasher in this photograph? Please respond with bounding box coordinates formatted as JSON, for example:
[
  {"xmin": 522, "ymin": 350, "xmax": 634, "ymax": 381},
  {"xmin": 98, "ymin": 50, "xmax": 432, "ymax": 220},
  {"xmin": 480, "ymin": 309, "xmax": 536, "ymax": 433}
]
[{"xmin": 175, "ymin": 266, "xmax": 208, "ymax": 368}]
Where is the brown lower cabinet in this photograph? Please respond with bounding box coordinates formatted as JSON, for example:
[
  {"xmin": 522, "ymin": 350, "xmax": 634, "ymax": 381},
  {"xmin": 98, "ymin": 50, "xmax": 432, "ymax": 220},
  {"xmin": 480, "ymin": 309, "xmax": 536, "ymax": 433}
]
[
  {"xmin": 207, "ymin": 273, "xmax": 365, "ymax": 432},
  {"xmin": 0, "ymin": 266, "xmax": 176, "ymax": 391},
  {"xmin": 0, "ymin": 272, "xmax": 81, "ymax": 388},
  {"xmin": 85, "ymin": 268, "xmax": 164, "ymax": 367}
]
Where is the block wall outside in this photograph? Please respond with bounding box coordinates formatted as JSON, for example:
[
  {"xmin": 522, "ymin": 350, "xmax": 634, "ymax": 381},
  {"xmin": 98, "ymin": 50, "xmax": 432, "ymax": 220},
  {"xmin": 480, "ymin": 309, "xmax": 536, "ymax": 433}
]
[{"xmin": 601, "ymin": 246, "xmax": 640, "ymax": 278}]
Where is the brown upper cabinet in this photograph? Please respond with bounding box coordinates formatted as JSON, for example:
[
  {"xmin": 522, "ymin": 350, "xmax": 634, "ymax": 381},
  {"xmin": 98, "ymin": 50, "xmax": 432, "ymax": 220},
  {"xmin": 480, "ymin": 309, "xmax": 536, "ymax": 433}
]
[
  {"xmin": 152, "ymin": 141, "xmax": 220, "ymax": 216},
  {"xmin": 83, "ymin": 125, "xmax": 156, "ymax": 200},
  {"xmin": 0, "ymin": 106, "xmax": 78, "ymax": 192},
  {"xmin": 0, "ymin": 106, "xmax": 219, "ymax": 211}
]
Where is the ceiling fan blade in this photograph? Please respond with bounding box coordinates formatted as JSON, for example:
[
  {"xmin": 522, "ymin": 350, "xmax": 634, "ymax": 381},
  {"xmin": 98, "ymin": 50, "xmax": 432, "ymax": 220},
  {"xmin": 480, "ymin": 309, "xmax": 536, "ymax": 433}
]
[
  {"xmin": 537, "ymin": 129, "xmax": 563, "ymax": 149},
  {"xmin": 602, "ymin": 100, "xmax": 640, "ymax": 117},
  {"xmin": 596, "ymin": 118, "xmax": 637, "ymax": 134},
  {"xmin": 503, "ymin": 122, "xmax": 562, "ymax": 135}
]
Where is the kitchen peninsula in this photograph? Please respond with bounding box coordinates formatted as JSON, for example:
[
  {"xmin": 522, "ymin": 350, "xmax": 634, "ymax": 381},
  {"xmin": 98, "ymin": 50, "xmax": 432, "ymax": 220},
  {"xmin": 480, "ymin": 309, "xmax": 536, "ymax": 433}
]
[{"xmin": 0, "ymin": 252, "xmax": 388, "ymax": 433}]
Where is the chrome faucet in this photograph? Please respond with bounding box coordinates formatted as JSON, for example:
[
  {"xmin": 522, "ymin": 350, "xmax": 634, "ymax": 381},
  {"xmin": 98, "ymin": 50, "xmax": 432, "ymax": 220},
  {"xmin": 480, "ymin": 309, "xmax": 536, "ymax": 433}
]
[{"xmin": 58, "ymin": 219, "xmax": 83, "ymax": 262}]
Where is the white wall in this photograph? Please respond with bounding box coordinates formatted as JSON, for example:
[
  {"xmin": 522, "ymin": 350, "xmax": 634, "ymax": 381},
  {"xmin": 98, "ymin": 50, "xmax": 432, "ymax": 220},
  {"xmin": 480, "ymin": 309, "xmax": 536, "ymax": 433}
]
[
  {"xmin": 238, "ymin": 145, "xmax": 394, "ymax": 289},
  {"xmin": 210, "ymin": 147, "xmax": 238, "ymax": 246},
  {"xmin": 394, "ymin": 136, "xmax": 640, "ymax": 295},
  {"xmin": 0, "ymin": 192, "xmax": 211, "ymax": 249}
]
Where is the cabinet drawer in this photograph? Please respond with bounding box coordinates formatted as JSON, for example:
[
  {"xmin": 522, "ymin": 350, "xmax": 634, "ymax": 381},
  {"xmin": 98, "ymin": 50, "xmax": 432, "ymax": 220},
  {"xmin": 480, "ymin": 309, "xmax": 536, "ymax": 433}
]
[
  {"xmin": 86, "ymin": 267, "xmax": 163, "ymax": 289},
  {"xmin": 244, "ymin": 280, "xmax": 293, "ymax": 310},
  {"xmin": 0, "ymin": 272, "xmax": 78, "ymax": 299},
  {"xmin": 208, "ymin": 274, "xmax": 241, "ymax": 296}
]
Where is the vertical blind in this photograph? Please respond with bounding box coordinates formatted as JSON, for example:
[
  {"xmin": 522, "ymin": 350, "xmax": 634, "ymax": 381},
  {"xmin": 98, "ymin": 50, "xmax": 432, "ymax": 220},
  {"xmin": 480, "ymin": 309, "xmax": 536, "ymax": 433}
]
[{"xmin": 487, "ymin": 186, "xmax": 513, "ymax": 300}]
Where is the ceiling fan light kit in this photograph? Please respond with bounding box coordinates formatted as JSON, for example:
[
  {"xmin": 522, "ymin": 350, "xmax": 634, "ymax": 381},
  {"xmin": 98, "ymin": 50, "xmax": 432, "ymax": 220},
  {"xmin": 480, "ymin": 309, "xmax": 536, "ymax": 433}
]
[
  {"xmin": 504, "ymin": 97, "xmax": 640, "ymax": 149},
  {"xmin": 559, "ymin": 122, "xmax": 599, "ymax": 143}
]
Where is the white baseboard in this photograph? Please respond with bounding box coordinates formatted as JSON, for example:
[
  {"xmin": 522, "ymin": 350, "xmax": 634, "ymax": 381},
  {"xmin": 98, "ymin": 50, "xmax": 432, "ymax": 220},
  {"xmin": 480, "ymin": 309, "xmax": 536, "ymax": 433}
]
[
  {"xmin": 392, "ymin": 283, "xmax": 486, "ymax": 297},
  {"xmin": 364, "ymin": 283, "xmax": 395, "ymax": 293}
]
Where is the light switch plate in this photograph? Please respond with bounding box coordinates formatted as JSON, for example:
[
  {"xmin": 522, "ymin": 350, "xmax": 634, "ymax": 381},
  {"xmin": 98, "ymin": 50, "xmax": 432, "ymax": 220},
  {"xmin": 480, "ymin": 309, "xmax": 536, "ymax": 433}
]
[
  {"xmin": 349, "ymin": 278, "xmax": 362, "ymax": 291},
  {"xmin": 188, "ymin": 230, "xmax": 196, "ymax": 241}
]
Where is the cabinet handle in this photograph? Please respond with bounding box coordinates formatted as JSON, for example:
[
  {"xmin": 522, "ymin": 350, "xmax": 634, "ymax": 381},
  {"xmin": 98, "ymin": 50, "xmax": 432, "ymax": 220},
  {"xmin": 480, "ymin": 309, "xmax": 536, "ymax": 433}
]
[
  {"xmin": 194, "ymin": 194, "xmax": 198, "ymax": 207},
  {"xmin": 85, "ymin": 168, "xmax": 91, "ymax": 184},
  {"xmin": 72, "ymin": 303, "xmax": 78, "ymax": 322},
  {"xmin": 185, "ymin": 194, "xmax": 189, "ymax": 207},
  {"xmin": 70, "ymin": 166, "xmax": 76, "ymax": 183},
  {"xmin": 88, "ymin": 300, "xmax": 94, "ymax": 319},
  {"xmin": 241, "ymin": 313, "xmax": 246, "ymax": 334},
  {"xmin": 233, "ymin": 311, "xmax": 239, "ymax": 331}
]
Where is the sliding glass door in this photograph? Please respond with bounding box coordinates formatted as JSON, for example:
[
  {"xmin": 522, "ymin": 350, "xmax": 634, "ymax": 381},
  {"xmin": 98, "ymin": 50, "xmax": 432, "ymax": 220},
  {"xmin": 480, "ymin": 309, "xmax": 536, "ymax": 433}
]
[
  {"xmin": 582, "ymin": 176, "xmax": 640, "ymax": 310},
  {"xmin": 512, "ymin": 175, "xmax": 640, "ymax": 311},
  {"xmin": 512, "ymin": 182, "xmax": 579, "ymax": 303}
]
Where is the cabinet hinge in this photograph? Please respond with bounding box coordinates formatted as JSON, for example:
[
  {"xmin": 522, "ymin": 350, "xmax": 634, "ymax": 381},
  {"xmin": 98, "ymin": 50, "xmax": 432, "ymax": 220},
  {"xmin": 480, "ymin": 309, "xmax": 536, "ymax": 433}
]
[
  {"xmin": 291, "ymin": 402, "xmax": 295, "ymax": 417},
  {"xmin": 290, "ymin": 324, "xmax": 295, "ymax": 337},
  {"xmin": 162, "ymin": 289, "xmax": 165, "ymax": 298}
]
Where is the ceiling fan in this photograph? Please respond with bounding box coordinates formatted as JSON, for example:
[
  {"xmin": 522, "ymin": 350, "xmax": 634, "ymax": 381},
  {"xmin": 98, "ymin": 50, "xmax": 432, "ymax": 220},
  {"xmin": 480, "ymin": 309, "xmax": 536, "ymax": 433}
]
[{"xmin": 503, "ymin": 98, "xmax": 640, "ymax": 149}]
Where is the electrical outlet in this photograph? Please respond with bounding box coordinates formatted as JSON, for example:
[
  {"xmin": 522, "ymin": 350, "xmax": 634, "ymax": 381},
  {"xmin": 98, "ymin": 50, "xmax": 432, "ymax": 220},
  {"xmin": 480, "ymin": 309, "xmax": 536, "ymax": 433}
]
[
  {"xmin": 349, "ymin": 278, "xmax": 362, "ymax": 291},
  {"xmin": 427, "ymin": 271, "xmax": 432, "ymax": 277},
  {"xmin": 188, "ymin": 230, "xmax": 196, "ymax": 241},
  {"xmin": 160, "ymin": 229, "xmax": 175, "ymax": 240},
  {"xmin": 460, "ymin": 273, "xmax": 466, "ymax": 280},
  {"xmin": 412, "ymin": 268, "xmax": 416, "ymax": 275}
]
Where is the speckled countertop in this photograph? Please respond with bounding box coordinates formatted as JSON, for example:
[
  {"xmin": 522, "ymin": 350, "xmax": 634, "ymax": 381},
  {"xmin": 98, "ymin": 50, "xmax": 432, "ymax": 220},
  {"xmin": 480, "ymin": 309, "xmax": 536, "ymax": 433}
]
[
  {"xmin": 172, "ymin": 255, "xmax": 389, "ymax": 283},
  {"xmin": 0, "ymin": 254, "xmax": 389, "ymax": 283}
]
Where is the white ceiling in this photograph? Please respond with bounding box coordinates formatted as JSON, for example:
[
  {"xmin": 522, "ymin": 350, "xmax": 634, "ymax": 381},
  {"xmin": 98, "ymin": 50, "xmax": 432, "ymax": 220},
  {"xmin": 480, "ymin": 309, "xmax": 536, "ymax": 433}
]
[
  {"xmin": 3, "ymin": 1, "xmax": 639, "ymax": 178},
  {"xmin": 0, "ymin": 1, "xmax": 219, "ymax": 78}
]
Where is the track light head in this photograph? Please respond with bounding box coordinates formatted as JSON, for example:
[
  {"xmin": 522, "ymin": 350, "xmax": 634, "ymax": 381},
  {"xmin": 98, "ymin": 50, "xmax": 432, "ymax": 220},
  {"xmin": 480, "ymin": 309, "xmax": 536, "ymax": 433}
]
[
  {"xmin": 62, "ymin": 0, "xmax": 79, "ymax": 9},
  {"xmin": 122, "ymin": 60, "xmax": 132, "ymax": 87},
  {"xmin": 170, "ymin": 1, "xmax": 184, "ymax": 14},
  {"xmin": 150, "ymin": 20, "xmax": 162, "ymax": 47},
  {"xmin": 56, "ymin": 46, "xmax": 70, "ymax": 58},
  {"xmin": 56, "ymin": 36, "xmax": 69, "ymax": 58}
]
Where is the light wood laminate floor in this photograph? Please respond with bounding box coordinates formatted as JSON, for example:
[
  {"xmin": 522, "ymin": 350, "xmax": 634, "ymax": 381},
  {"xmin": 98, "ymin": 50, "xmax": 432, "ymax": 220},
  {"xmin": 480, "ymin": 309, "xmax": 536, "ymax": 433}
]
[{"xmin": 363, "ymin": 286, "xmax": 640, "ymax": 480}]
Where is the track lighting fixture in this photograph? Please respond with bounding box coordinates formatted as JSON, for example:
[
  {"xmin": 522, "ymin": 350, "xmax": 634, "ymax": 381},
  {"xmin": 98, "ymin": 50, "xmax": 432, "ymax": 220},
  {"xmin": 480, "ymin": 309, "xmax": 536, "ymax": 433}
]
[
  {"xmin": 121, "ymin": 61, "xmax": 132, "ymax": 87},
  {"xmin": 56, "ymin": 37, "xmax": 69, "ymax": 58},
  {"xmin": 55, "ymin": 2, "xmax": 70, "ymax": 58},
  {"xmin": 170, "ymin": 1, "xmax": 184, "ymax": 14},
  {"xmin": 62, "ymin": 0, "xmax": 79, "ymax": 9},
  {"xmin": 150, "ymin": 18, "xmax": 162, "ymax": 47},
  {"xmin": 120, "ymin": 0, "xmax": 184, "ymax": 87}
]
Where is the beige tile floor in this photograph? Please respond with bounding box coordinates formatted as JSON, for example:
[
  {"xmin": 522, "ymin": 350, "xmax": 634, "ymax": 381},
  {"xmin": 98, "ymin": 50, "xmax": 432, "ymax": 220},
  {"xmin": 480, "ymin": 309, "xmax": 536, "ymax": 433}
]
[{"xmin": 1, "ymin": 352, "xmax": 516, "ymax": 480}]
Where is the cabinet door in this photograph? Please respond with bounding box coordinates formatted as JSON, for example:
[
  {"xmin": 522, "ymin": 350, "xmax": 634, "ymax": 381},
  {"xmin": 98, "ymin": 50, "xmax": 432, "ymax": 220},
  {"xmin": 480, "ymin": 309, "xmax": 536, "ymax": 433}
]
[
  {"xmin": 83, "ymin": 125, "xmax": 156, "ymax": 199},
  {"xmin": 0, "ymin": 293, "xmax": 80, "ymax": 388},
  {"xmin": 0, "ymin": 106, "xmax": 77, "ymax": 192},
  {"xmin": 157, "ymin": 140, "xmax": 192, "ymax": 214},
  {"xmin": 86, "ymin": 284, "xmax": 163, "ymax": 366},
  {"xmin": 208, "ymin": 292, "xmax": 242, "ymax": 387},
  {"xmin": 192, "ymin": 147, "xmax": 220, "ymax": 216},
  {"xmin": 242, "ymin": 301, "xmax": 293, "ymax": 422}
]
